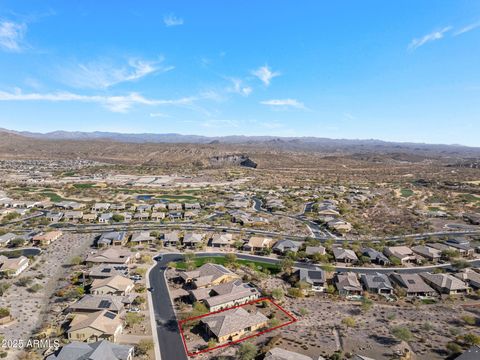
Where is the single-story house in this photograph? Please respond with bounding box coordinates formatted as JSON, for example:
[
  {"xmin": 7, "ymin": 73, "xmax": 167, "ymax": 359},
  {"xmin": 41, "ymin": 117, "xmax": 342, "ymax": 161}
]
[
  {"xmin": 179, "ymin": 263, "xmax": 240, "ymax": 289},
  {"xmin": 0, "ymin": 233, "xmax": 16, "ymax": 247},
  {"xmin": 190, "ymin": 279, "xmax": 260, "ymax": 312},
  {"xmin": 272, "ymin": 240, "xmax": 302, "ymax": 254},
  {"xmin": 88, "ymin": 264, "xmax": 129, "ymax": 279},
  {"xmin": 64, "ymin": 211, "xmax": 84, "ymax": 221},
  {"xmin": 243, "ymin": 236, "xmax": 274, "ymax": 252},
  {"xmin": 411, "ymin": 245, "xmax": 442, "ymax": 262},
  {"xmin": 133, "ymin": 212, "xmax": 150, "ymax": 221},
  {"xmin": 32, "ymin": 230, "xmax": 62, "ymax": 246},
  {"xmin": 163, "ymin": 232, "xmax": 180, "ymax": 246},
  {"xmin": 334, "ymin": 272, "xmax": 363, "ymax": 296},
  {"xmin": 90, "ymin": 275, "xmax": 135, "ymax": 296},
  {"xmin": 389, "ymin": 273, "xmax": 436, "ymax": 297},
  {"xmin": 361, "ymin": 247, "xmax": 390, "ymax": 265},
  {"xmin": 305, "ymin": 246, "xmax": 326, "ymax": 257},
  {"xmin": 130, "ymin": 231, "xmax": 155, "ymax": 244},
  {"xmin": 210, "ymin": 233, "xmax": 233, "ymax": 248},
  {"xmin": 97, "ymin": 232, "xmax": 127, "ymax": 247},
  {"xmin": 384, "ymin": 246, "xmax": 416, "ymax": 264},
  {"xmin": 360, "ymin": 273, "xmax": 394, "ymax": 295},
  {"xmin": 91, "ymin": 203, "xmax": 111, "ymax": 212},
  {"xmin": 419, "ymin": 272, "xmax": 469, "ymax": 295},
  {"xmin": 185, "ymin": 203, "xmax": 201, "ymax": 210},
  {"xmin": 0, "ymin": 255, "xmax": 29, "ymax": 277},
  {"xmin": 168, "ymin": 203, "xmax": 183, "ymax": 211},
  {"xmin": 67, "ymin": 310, "xmax": 123, "ymax": 343},
  {"xmin": 264, "ymin": 347, "xmax": 313, "ymax": 360},
  {"xmin": 183, "ymin": 232, "xmax": 205, "ymax": 247},
  {"xmin": 201, "ymin": 307, "xmax": 268, "ymax": 343},
  {"xmin": 69, "ymin": 295, "xmax": 125, "ymax": 314},
  {"xmin": 46, "ymin": 211, "xmax": 63, "ymax": 222},
  {"xmin": 333, "ymin": 247, "xmax": 358, "ymax": 263},
  {"xmin": 98, "ymin": 213, "xmax": 113, "ymax": 223},
  {"xmin": 454, "ymin": 269, "xmax": 480, "ymax": 289},
  {"xmin": 46, "ymin": 340, "xmax": 134, "ymax": 360},
  {"xmin": 293, "ymin": 268, "xmax": 326, "ymax": 292},
  {"xmin": 151, "ymin": 212, "xmax": 165, "ymax": 221},
  {"xmin": 86, "ymin": 248, "xmax": 133, "ymax": 265},
  {"xmin": 327, "ymin": 219, "xmax": 352, "ymax": 233}
]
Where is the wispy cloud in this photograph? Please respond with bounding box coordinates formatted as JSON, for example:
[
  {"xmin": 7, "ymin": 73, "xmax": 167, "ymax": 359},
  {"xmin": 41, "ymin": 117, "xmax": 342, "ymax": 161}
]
[
  {"xmin": 408, "ymin": 26, "xmax": 452, "ymax": 50},
  {"xmin": 60, "ymin": 57, "xmax": 173, "ymax": 89},
  {"xmin": 226, "ymin": 77, "xmax": 252, "ymax": 96},
  {"xmin": 163, "ymin": 13, "xmax": 184, "ymax": 27},
  {"xmin": 0, "ymin": 20, "xmax": 27, "ymax": 52},
  {"xmin": 252, "ymin": 65, "xmax": 280, "ymax": 86},
  {"xmin": 260, "ymin": 98, "xmax": 305, "ymax": 109},
  {"xmin": 454, "ymin": 21, "xmax": 480, "ymax": 36},
  {"xmin": 0, "ymin": 88, "xmax": 195, "ymax": 113},
  {"xmin": 260, "ymin": 99, "xmax": 307, "ymax": 110}
]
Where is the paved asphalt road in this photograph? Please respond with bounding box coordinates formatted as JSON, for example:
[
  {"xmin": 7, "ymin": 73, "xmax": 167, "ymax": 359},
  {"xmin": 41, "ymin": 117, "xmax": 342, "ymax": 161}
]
[{"xmin": 149, "ymin": 253, "xmax": 188, "ymax": 360}]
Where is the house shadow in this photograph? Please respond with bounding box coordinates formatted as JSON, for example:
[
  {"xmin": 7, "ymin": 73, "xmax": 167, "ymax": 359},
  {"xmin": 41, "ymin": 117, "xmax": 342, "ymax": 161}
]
[
  {"xmin": 189, "ymin": 323, "xmax": 210, "ymax": 342},
  {"xmin": 369, "ymin": 334, "xmax": 397, "ymax": 346}
]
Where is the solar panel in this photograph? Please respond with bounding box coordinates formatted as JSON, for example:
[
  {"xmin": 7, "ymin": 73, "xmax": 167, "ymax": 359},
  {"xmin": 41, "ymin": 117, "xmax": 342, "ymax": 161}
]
[
  {"xmin": 101, "ymin": 268, "xmax": 112, "ymax": 273},
  {"xmin": 99, "ymin": 300, "xmax": 111, "ymax": 309},
  {"xmin": 104, "ymin": 312, "xmax": 116, "ymax": 320}
]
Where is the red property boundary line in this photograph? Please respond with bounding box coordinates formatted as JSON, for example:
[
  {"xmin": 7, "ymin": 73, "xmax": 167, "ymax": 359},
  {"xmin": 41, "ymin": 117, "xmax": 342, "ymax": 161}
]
[{"xmin": 177, "ymin": 297, "xmax": 297, "ymax": 357}]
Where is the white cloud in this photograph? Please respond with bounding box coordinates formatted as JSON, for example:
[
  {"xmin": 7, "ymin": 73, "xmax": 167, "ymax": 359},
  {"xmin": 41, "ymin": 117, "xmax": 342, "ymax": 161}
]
[
  {"xmin": 61, "ymin": 57, "xmax": 173, "ymax": 89},
  {"xmin": 227, "ymin": 78, "xmax": 252, "ymax": 96},
  {"xmin": 0, "ymin": 20, "xmax": 26, "ymax": 52},
  {"xmin": 408, "ymin": 26, "xmax": 452, "ymax": 50},
  {"xmin": 0, "ymin": 88, "xmax": 195, "ymax": 113},
  {"xmin": 163, "ymin": 13, "xmax": 184, "ymax": 27},
  {"xmin": 252, "ymin": 65, "xmax": 280, "ymax": 86},
  {"xmin": 454, "ymin": 21, "xmax": 480, "ymax": 36},
  {"xmin": 260, "ymin": 98, "xmax": 305, "ymax": 109}
]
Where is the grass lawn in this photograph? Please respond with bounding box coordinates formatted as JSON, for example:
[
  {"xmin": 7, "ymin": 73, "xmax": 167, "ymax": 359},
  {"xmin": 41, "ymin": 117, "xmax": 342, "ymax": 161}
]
[
  {"xmin": 156, "ymin": 195, "xmax": 199, "ymax": 202},
  {"xmin": 72, "ymin": 183, "xmax": 96, "ymax": 189},
  {"xmin": 459, "ymin": 193, "xmax": 480, "ymax": 203},
  {"xmin": 174, "ymin": 256, "xmax": 281, "ymax": 274},
  {"xmin": 39, "ymin": 192, "xmax": 78, "ymax": 202},
  {"xmin": 400, "ymin": 189, "xmax": 414, "ymax": 197}
]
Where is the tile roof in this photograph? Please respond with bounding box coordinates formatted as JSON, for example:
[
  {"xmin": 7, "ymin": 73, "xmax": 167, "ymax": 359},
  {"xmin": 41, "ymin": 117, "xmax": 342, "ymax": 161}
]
[{"xmin": 201, "ymin": 307, "xmax": 267, "ymax": 338}]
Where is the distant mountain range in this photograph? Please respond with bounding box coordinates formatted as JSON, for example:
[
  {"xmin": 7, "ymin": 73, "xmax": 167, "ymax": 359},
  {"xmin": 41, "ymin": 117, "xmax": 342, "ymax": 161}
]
[
  {"xmin": 0, "ymin": 128, "xmax": 479, "ymax": 166},
  {"xmin": 0, "ymin": 127, "xmax": 477, "ymax": 150}
]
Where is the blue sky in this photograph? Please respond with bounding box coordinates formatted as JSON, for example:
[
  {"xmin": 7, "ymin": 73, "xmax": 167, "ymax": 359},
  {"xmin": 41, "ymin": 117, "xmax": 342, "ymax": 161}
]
[{"xmin": 0, "ymin": 1, "xmax": 479, "ymax": 146}]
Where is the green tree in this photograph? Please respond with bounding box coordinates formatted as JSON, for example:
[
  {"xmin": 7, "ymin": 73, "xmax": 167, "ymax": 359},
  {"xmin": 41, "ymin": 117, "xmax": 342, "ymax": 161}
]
[
  {"xmin": 271, "ymin": 288, "xmax": 284, "ymax": 301},
  {"xmin": 463, "ymin": 333, "xmax": 480, "ymax": 346},
  {"xmin": 225, "ymin": 253, "xmax": 237, "ymax": 266},
  {"xmin": 69, "ymin": 256, "xmax": 83, "ymax": 266},
  {"xmin": 361, "ymin": 297, "xmax": 373, "ymax": 312},
  {"xmin": 342, "ymin": 317, "xmax": 355, "ymax": 328},
  {"xmin": 391, "ymin": 326, "xmax": 413, "ymax": 342},
  {"xmin": 280, "ymin": 258, "xmax": 294, "ymax": 274},
  {"xmin": 112, "ymin": 214, "xmax": 125, "ymax": 222},
  {"xmin": 238, "ymin": 342, "xmax": 257, "ymax": 360},
  {"xmin": 136, "ymin": 340, "xmax": 153, "ymax": 356}
]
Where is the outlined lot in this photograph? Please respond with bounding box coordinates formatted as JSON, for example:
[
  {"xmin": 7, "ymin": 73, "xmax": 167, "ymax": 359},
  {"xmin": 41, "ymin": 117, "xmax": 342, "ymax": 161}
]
[{"xmin": 178, "ymin": 297, "xmax": 296, "ymax": 357}]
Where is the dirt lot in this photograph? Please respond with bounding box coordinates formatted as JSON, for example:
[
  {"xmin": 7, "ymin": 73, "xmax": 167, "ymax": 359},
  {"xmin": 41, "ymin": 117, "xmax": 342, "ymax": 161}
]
[
  {"xmin": 276, "ymin": 296, "xmax": 480, "ymax": 360},
  {"xmin": 0, "ymin": 233, "xmax": 96, "ymax": 360}
]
